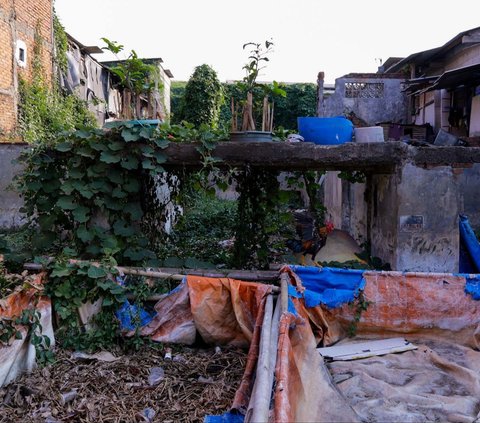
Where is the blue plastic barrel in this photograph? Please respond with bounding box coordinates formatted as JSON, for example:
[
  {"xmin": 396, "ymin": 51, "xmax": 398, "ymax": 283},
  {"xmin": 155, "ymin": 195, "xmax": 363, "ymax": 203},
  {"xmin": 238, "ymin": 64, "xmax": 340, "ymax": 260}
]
[{"xmin": 297, "ymin": 117, "xmax": 353, "ymax": 145}]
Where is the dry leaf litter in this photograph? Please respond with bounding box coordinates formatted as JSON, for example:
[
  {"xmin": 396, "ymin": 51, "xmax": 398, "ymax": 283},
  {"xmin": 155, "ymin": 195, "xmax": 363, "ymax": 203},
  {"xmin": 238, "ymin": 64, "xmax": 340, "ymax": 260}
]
[{"xmin": 0, "ymin": 345, "xmax": 246, "ymax": 422}]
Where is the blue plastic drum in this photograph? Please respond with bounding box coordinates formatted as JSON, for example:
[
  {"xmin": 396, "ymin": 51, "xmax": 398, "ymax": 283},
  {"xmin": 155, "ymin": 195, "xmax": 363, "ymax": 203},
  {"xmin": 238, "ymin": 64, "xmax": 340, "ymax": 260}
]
[{"xmin": 297, "ymin": 117, "xmax": 353, "ymax": 145}]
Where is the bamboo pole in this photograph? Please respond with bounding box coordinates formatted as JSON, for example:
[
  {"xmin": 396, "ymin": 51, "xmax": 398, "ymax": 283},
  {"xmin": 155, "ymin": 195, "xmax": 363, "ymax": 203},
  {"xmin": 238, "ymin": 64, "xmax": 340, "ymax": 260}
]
[
  {"xmin": 265, "ymin": 295, "xmax": 281, "ymax": 413},
  {"xmin": 248, "ymin": 293, "xmax": 274, "ymax": 423},
  {"xmin": 231, "ymin": 97, "xmax": 236, "ymax": 132},
  {"xmin": 262, "ymin": 96, "xmax": 268, "ymax": 132},
  {"xmin": 280, "ymin": 273, "xmax": 289, "ymax": 314},
  {"xmin": 24, "ymin": 262, "xmax": 281, "ymax": 293},
  {"xmin": 270, "ymin": 101, "xmax": 275, "ymax": 132}
]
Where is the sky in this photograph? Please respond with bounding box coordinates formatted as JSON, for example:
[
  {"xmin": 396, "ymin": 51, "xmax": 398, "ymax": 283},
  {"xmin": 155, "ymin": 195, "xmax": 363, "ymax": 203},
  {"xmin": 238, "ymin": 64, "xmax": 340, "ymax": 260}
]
[{"xmin": 55, "ymin": 0, "xmax": 480, "ymax": 84}]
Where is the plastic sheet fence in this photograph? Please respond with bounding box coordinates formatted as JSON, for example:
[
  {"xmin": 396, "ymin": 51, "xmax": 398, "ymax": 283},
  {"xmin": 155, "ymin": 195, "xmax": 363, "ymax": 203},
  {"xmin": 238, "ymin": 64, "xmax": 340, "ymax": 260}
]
[{"xmin": 460, "ymin": 214, "xmax": 480, "ymax": 273}]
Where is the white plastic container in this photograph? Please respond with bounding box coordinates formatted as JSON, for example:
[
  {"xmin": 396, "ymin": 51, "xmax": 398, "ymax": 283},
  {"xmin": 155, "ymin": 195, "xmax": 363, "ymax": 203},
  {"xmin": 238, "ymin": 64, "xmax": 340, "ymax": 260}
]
[{"xmin": 354, "ymin": 126, "xmax": 385, "ymax": 143}]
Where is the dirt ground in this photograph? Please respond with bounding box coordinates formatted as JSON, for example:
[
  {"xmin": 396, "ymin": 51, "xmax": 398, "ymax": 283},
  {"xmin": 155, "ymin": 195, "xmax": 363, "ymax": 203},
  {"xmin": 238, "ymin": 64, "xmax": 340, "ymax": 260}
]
[{"xmin": 0, "ymin": 344, "xmax": 246, "ymax": 423}]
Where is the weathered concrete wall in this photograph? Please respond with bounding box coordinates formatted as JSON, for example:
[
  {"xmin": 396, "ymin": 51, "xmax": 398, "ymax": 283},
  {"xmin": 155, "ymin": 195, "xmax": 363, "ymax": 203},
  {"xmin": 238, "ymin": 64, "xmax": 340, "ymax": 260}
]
[
  {"xmin": 323, "ymin": 171, "xmax": 342, "ymax": 229},
  {"xmin": 0, "ymin": 143, "xmax": 25, "ymax": 227},
  {"xmin": 460, "ymin": 163, "xmax": 480, "ymax": 229},
  {"xmin": 446, "ymin": 43, "xmax": 480, "ymax": 72},
  {"xmin": 396, "ymin": 164, "xmax": 459, "ymax": 272},
  {"xmin": 341, "ymin": 179, "xmax": 367, "ymax": 246},
  {"xmin": 369, "ymin": 173, "xmax": 399, "ymax": 269},
  {"xmin": 326, "ymin": 162, "xmax": 462, "ymax": 273},
  {"xmin": 321, "ymin": 76, "xmax": 408, "ymax": 125}
]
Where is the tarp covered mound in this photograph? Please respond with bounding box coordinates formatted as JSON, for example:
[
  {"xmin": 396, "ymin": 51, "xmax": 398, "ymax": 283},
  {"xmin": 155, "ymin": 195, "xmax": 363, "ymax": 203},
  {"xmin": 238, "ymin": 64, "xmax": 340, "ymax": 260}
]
[
  {"xmin": 329, "ymin": 338, "xmax": 480, "ymax": 422},
  {"xmin": 0, "ymin": 273, "xmax": 54, "ymax": 387},
  {"xmin": 127, "ymin": 266, "xmax": 480, "ymax": 422}
]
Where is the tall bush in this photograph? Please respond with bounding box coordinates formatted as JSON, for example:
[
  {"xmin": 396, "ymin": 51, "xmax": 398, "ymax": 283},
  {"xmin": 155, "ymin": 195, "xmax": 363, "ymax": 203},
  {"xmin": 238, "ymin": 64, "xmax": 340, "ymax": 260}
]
[{"xmin": 182, "ymin": 64, "xmax": 223, "ymax": 128}]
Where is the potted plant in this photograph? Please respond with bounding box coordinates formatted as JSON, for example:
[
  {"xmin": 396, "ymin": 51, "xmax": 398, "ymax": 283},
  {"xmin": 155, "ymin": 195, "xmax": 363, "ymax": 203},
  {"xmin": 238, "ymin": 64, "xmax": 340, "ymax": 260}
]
[
  {"xmin": 101, "ymin": 38, "xmax": 162, "ymax": 123},
  {"xmin": 230, "ymin": 40, "xmax": 286, "ymax": 141}
]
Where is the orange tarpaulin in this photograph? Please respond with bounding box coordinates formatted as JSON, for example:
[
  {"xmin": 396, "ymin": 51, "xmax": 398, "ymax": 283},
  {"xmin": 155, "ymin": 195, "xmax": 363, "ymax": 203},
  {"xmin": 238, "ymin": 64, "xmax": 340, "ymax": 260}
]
[{"xmin": 138, "ymin": 268, "xmax": 480, "ymax": 422}]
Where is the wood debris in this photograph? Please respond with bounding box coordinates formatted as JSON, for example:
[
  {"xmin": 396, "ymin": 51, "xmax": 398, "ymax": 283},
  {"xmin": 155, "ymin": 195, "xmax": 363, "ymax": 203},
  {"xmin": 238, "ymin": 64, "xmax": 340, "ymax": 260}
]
[{"xmin": 0, "ymin": 345, "xmax": 246, "ymax": 422}]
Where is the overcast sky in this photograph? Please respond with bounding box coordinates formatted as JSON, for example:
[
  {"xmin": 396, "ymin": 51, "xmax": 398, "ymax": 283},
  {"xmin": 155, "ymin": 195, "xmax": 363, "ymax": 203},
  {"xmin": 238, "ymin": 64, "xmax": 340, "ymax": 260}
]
[{"xmin": 55, "ymin": 0, "xmax": 479, "ymax": 84}]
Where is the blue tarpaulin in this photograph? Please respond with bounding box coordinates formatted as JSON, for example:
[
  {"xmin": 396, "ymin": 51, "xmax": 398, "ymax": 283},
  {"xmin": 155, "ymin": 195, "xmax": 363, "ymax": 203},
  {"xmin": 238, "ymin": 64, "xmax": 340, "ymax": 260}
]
[
  {"xmin": 115, "ymin": 300, "xmax": 154, "ymax": 331},
  {"xmin": 459, "ymin": 215, "xmax": 480, "ymax": 273},
  {"xmin": 115, "ymin": 276, "xmax": 155, "ymax": 331},
  {"xmin": 464, "ymin": 274, "xmax": 480, "ymax": 300},
  {"xmin": 204, "ymin": 412, "xmax": 245, "ymax": 423},
  {"xmin": 288, "ymin": 266, "xmax": 366, "ymax": 308}
]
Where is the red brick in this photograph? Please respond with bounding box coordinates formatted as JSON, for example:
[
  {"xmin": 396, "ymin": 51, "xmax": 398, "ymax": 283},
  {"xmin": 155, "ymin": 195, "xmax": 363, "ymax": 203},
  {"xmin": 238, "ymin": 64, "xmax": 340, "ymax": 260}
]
[{"xmin": 0, "ymin": 0, "xmax": 53, "ymax": 137}]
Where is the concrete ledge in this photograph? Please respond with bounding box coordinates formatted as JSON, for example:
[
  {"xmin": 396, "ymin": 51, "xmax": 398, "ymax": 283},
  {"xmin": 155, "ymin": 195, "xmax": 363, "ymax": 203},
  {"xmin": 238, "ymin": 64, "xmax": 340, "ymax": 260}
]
[{"xmin": 163, "ymin": 141, "xmax": 410, "ymax": 172}]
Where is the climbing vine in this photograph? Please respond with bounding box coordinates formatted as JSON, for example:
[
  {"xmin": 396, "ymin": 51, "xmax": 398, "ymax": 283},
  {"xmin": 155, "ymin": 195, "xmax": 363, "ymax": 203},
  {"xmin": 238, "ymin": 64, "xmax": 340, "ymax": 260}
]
[
  {"xmin": 232, "ymin": 166, "xmax": 281, "ymax": 269},
  {"xmin": 18, "ymin": 17, "xmax": 97, "ymax": 143},
  {"xmin": 15, "ymin": 122, "xmax": 227, "ymax": 350},
  {"xmin": 347, "ymin": 290, "xmax": 371, "ymax": 337}
]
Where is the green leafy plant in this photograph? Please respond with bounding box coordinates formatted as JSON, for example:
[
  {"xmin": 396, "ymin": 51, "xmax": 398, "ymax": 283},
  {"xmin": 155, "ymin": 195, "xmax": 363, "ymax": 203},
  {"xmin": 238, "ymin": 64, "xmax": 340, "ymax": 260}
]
[
  {"xmin": 231, "ymin": 40, "xmax": 286, "ymax": 132},
  {"xmin": 0, "ymin": 317, "xmax": 22, "ymax": 346},
  {"xmin": 16, "ymin": 308, "xmax": 55, "ymax": 366},
  {"xmin": 347, "ymin": 291, "xmax": 371, "ymax": 337},
  {"xmin": 232, "ymin": 166, "xmax": 281, "ymax": 269},
  {"xmin": 101, "ymin": 38, "xmax": 160, "ymax": 120},
  {"xmin": 0, "ymin": 300, "xmax": 54, "ymax": 366},
  {"xmin": 45, "ymin": 254, "xmax": 126, "ymax": 351},
  {"xmin": 182, "ymin": 64, "xmax": 224, "ymax": 128},
  {"xmin": 355, "ymin": 242, "xmax": 391, "ymax": 271},
  {"xmin": 158, "ymin": 191, "xmax": 237, "ymax": 267},
  {"xmin": 18, "ymin": 21, "xmax": 97, "ymax": 143},
  {"xmin": 338, "ymin": 170, "xmax": 367, "ymax": 184}
]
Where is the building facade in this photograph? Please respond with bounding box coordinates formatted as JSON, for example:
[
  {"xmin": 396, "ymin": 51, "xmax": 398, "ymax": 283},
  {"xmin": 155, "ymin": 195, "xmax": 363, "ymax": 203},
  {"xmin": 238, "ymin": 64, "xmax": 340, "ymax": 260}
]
[
  {"xmin": 384, "ymin": 26, "xmax": 480, "ymax": 139},
  {"xmin": 0, "ymin": 0, "xmax": 53, "ymax": 136}
]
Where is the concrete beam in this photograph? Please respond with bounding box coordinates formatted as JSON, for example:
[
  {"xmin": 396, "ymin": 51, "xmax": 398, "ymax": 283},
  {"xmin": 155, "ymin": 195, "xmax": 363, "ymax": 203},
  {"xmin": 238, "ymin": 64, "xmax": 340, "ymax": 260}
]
[
  {"xmin": 163, "ymin": 141, "xmax": 409, "ymax": 172},
  {"xmin": 164, "ymin": 141, "xmax": 480, "ymax": 173}
]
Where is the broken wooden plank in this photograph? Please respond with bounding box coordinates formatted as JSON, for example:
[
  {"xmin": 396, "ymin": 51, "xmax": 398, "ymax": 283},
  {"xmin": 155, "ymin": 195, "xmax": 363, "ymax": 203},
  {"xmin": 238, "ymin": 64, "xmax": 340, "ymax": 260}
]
[{"xmin": 318, "ymin": 337, "xmax": 417, "ymax": 361}]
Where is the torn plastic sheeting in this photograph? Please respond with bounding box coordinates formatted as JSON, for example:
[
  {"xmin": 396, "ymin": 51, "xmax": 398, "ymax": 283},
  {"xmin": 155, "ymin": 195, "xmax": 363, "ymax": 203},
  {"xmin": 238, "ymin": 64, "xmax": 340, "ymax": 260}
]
[
  {"xmin": 464, "ymin": 274, "xmax": 480, "ymax": 300},
  {"xmin": 273, "ymin": 311, "xmax": 360, "ymax": 423},
  {"xmin": 0, "ymin": 276, "xmax": 54, "ymax": 387},
  {"xmin": 138, "ymin": 277, "xmax": 272, "ymax": 348},
  {"xmin": 139, "ymin": 280, "xmax": 196, "ymax": 345},
  {"xmin": 187, "ymin": 276, "xmax": 272, "ymax": 348},
  {"xmin": 115, "ymin": 300, "xmax": 154, "ymax": 332},
  {"xmin": 115, "ymin": 275, "xmax": 156, "ymax": 332},
  {"xmin": 272, "ymin": 270, "xmax": 480, "ymax": 422},
  {"xmin": 288, "ymin": 266, "xmax": 366, "ymax": 308},
  {"xmin": 459, "ymin": 214, "xmax": 480, "ymax": 272}
]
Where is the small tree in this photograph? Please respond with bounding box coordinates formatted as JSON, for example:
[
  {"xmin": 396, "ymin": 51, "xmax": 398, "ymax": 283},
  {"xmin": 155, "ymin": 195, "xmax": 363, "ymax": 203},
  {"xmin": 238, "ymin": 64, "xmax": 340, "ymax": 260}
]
[
  {"xmin": 231, "ymin": 40, "xmax": 286, "ymax": 133},
  {"xmin": 182, "ymin": 64, "xmax": 223, "ymax": 128},
  {"xmin": 102, "ymin": 38, "xmax": 160, "ymax": 120}
]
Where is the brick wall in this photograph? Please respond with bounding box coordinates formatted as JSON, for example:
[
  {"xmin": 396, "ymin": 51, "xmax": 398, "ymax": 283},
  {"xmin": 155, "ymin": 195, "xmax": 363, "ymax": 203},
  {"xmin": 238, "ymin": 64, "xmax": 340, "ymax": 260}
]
[{"xmin": 0, "ymin": 0, "xmax": 53, "ymax": 136}]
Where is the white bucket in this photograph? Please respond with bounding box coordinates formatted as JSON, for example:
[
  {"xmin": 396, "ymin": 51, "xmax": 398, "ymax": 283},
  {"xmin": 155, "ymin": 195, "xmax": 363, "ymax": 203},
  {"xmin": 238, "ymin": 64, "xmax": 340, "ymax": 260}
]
[{"xmin": 354, "ymin": 126, "xmax": 384, "ymax": 143}]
